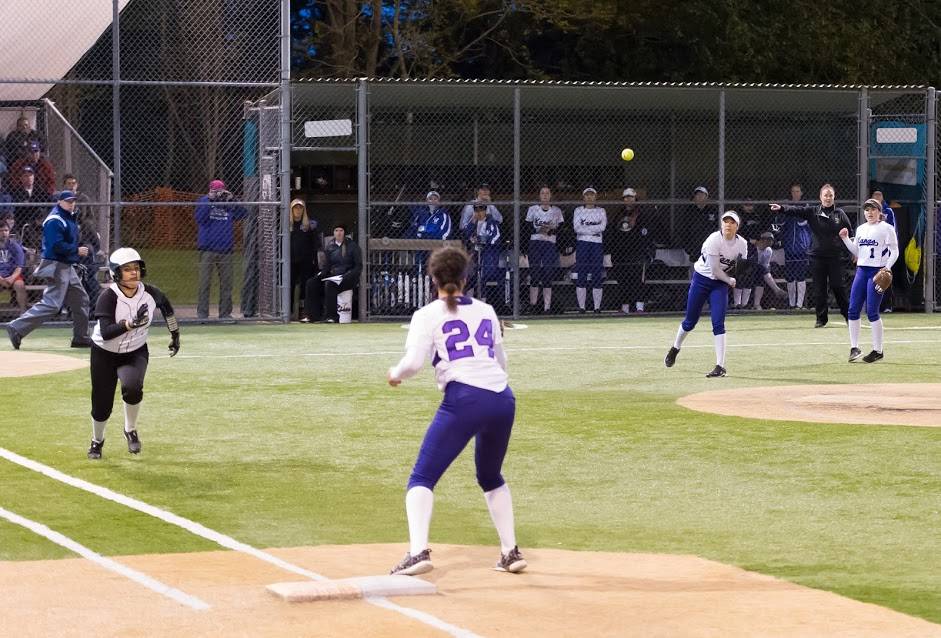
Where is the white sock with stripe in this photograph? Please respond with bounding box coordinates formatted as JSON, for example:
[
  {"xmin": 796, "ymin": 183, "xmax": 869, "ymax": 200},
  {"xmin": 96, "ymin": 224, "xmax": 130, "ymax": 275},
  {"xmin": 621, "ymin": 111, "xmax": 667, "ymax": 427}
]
[
  {"xmin": 484, "ymin": 484, "xmax": 517, "ymax": 554},
  {"xmin": 405, "ymin": 486, "xmax": 434, "ymax": 556}
]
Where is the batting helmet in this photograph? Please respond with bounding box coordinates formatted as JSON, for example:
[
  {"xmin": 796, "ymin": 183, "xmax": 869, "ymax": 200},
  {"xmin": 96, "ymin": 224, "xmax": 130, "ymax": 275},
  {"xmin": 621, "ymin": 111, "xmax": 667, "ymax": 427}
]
[{"xmin": 109, "ymin": 247, "xmax": 146, "ymax": 282}]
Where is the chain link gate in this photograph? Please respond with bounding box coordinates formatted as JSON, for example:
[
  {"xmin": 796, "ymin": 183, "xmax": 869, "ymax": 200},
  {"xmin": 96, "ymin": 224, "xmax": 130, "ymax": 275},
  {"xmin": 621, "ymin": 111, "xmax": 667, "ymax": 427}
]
[{"xmin": 0, "ymin": 0, "xmax": 289, "ymax": 323}]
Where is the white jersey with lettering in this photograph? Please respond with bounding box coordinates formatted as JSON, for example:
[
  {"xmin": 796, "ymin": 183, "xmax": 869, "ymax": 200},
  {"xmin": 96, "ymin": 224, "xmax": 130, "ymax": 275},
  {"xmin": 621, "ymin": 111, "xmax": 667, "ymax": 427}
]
[
  {"xmin": 693, "ymin": 231, "xmax": 748, "ymax": 279},
  {"xmin": 397, "ymin": 295, "xmax": 507, "ymax": 393},
  {"xmin": 572, "ymin": 206, "xmax": 607, "ymax": 243},
  {"xmin": 92, "ymin": 282, "xmax": 174, "ymax": 354},
  {"xmin": 850, "ymin": 221, "xmax": 898, "ymax": 268},
  {"xmin": 525, "ymin": 204, "xmax": 564, "ymax": 243}
]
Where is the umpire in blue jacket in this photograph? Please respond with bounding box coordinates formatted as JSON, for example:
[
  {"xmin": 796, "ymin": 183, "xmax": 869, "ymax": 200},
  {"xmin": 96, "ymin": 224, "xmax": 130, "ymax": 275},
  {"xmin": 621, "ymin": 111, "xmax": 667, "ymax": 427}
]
[{"xmin": 6, "ymin": 190, "xmax": 91, "ymax": 349}]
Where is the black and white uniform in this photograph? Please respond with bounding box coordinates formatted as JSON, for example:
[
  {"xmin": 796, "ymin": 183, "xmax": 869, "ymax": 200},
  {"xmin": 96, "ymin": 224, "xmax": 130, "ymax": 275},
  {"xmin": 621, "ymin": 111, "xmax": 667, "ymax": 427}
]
[{"xmin": 90, "ymin": 282, "xmax": 175, "ymax": 421}]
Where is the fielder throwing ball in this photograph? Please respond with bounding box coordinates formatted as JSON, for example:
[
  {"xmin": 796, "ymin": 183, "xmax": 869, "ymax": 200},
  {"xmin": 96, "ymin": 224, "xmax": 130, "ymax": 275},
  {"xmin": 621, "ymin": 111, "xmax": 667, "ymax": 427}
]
[
  {"xmin": 664, "ymin": 211, "xmax": 747, "ymax": 378},
  {"xmin": 839, "ymin": 198, "xmax": 898, "ymax": 363},
  {"xmin": 87, "ymin": 248, "xmax": 180, "ymax": 459},
  {"xmin": 387, "ymin": 245, "xmax": 526, "ymax": 577}
]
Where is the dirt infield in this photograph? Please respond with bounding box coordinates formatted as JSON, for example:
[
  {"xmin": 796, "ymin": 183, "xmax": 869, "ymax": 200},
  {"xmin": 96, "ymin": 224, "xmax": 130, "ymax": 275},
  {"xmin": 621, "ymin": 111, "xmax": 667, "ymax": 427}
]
[
  {"xmin": 678, "ymin": 383, "xmax": 941, "ymax": 428},
  {"xmin": 0, "ymin": 350, "xmax": 86, "ymax": 377},
  {"xmin": 2, "ymin": 543, "xmax": 939, "ymax": 637}
]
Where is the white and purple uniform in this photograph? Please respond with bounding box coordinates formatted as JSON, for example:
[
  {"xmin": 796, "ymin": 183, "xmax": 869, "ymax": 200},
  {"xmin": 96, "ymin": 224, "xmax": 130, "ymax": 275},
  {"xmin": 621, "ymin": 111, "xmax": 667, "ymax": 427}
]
[
  {"xmin": 842, "ymin": 221, "xmax": 898, "ymax": 322},
  {"xmin": 573, "ymin": 206, "xmax": 607, "ymax": 288},
  {"xmin": 683, "ymin": 231, "xmax": 748, "ymax": 335},
  {"xmin": 525, "ymin": 204, "xmax": 563, "ymax": 287},
  {"xmin": 390, "ymin": 295, "xmax": 514, "ymax": 492}
]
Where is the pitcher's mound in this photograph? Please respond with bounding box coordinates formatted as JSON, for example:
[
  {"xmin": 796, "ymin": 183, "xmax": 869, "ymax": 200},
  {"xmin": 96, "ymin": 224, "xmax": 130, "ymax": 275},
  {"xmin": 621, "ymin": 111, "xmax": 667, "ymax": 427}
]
[
  {"xmin": 0, "ymin": 350, "xmax": 86, "ymax": 377},
  {"xmin": 678, "ymin": 383, "xmax": 941, "ymax": 427}
]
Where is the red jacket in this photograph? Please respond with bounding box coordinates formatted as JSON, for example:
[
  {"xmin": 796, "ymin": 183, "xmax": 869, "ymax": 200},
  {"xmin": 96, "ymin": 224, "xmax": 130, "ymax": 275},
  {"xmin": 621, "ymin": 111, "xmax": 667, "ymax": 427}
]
[{"xmin": 10, "ymin": 157, "xmax": 56, "ymax": 194}]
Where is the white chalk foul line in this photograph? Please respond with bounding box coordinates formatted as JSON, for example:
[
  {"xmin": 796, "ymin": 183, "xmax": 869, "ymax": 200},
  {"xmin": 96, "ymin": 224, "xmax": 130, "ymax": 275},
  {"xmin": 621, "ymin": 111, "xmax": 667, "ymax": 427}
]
[
  {"xmin": 0, "ymin": 505, "xmax": 210, "ymax": 611},
  {"xmin": 0, "ymin": 447, "xmax": 481, "ymax": 638}
]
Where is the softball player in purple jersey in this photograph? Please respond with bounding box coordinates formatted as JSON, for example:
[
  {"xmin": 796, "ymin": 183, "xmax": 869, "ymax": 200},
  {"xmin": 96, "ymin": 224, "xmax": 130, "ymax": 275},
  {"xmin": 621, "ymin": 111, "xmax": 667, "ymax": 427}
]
[
  {"xmin": 387, "ymin": 246, "xmax": 527, "ymax": 576},
  {"xmin": 664, "ymin": 211, "xmax": 747, "ymax": 378},
  {"xmin": 839, "ymin": 198, "xmax": 899, "ymax": 363}
]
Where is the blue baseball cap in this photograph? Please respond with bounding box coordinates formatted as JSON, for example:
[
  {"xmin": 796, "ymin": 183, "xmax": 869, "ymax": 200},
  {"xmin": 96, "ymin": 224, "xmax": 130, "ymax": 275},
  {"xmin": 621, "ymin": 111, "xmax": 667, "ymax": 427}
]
[{"xmin": 58, "ymin": 190, "xmax": 77, "ymax": 201}]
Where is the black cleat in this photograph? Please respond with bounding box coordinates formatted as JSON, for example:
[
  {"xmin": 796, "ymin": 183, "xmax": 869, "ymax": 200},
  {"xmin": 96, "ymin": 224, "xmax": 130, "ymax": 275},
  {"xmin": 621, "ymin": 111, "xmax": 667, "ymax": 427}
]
[
  {"xmin": 848, "ymin": 347, "xmax": 863, "ymax": 362},
  {"xmin": 706, "ymin": 365, "xmax": 727, "ymax": 378},
  {"xmin": 124, "ymin": 430, "xmax": 141, "ymax": 454},
  {"xmin": 87, "ymin": 439, "xmax": 104, "ymax": 460},
  {"xmin": 71, "ymin": 337, "xmax": 92, "ymax": 348},
  {"xmin": 390, "ymin": 548, "xmax": 433, "ymax": 576},
  {"xmin": 814, "ymin": 320, "xmax": 827, "ymax": 328},
  {"xmin": 862, "ymin": 350, "xmax": 884, "ymax": 363},
  {"xmin": 6, "ymin": 325, "xmax": 22, "ymax": 350},
  {"xmin": 664, "ymin": 347, "xmax": 679, "ymax": 368},
  {"xmin": 494, "ymin": 546, "xmax": 527, "ymax": 573}
]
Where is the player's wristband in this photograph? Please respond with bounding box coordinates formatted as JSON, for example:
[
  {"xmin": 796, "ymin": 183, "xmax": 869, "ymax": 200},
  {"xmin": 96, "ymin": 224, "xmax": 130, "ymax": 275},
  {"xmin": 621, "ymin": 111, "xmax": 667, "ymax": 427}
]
[{"xmin": 166, "ymin": 315, "xmax": 179, "ymax": 332}]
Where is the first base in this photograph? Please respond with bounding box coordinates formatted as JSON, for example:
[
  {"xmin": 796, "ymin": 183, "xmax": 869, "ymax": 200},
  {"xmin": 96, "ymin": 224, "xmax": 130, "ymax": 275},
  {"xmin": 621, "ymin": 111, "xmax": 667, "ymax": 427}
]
[{"xmin": 267, "ymin": 575, "xmax": 437, "ymax": 602}]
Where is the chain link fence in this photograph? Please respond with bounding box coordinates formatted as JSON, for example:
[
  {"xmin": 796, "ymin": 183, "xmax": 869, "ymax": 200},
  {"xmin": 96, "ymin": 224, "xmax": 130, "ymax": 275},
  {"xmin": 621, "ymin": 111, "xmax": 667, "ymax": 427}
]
[
  {"xmin": 0, "ymin": 0, "xmax": 288, "ymax": 322},
  {"xmin": 289, "ymin": 79, "xmax": 937, "ymax": 319}
]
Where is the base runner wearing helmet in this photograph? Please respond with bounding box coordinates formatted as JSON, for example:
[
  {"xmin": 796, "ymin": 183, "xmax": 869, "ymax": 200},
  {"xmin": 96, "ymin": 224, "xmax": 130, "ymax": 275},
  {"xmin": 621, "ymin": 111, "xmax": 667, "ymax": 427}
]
[{"xmin": 86, "ymin": 247, "xmax": 180, "ymax": 460}]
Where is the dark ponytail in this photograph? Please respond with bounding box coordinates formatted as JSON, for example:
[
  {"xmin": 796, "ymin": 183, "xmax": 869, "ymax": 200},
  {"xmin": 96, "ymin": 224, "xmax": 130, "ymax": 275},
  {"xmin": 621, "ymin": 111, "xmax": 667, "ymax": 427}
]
[{"xmin": 427, "ymin": 246, "xmax": 469, "ymax": 312}]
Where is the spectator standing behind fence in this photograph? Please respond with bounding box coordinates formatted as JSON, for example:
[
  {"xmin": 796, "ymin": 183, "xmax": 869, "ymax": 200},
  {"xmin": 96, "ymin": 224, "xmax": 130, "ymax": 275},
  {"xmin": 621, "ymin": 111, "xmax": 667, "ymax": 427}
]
[
  {"xmin": 573, "ymin": 187, "xmax": 607, "ymax": 314},
  {"xmin": 10, "ymin": 166, "xmax": 51, "ymax": 251},
  {"xmin": 5, "ymin": 116, "xmax": 43, "ymax": 163},
  {"xmin": 770, "ymin": 183, "xmax": 852, "ymax": 328},
  {"xmin": 773, "ymin": 182, "xmax": 812, "ymax": 310},
  {"xmin": 195, "ymin": 179, "xmax": 246, "ymax": 321},
  {"xmin": 0, "ymin": 220, "xmax": 27, "ymax": 313},
  {"xmin": 607, "ymin": 187, "xmax": 655, "ymax": 314},
  {"xmin": 682, "ymin": 186, "xmax": 718, "ymax": 262},
  {"xmin": 11, "ymin": 141, "xmax": 56, "ymax": 194},
  {"xmin": 305, "ymin": 224, "xmax": 362, "ymax": 323},
  {"xmin": 462, "ymin": 199, "xmax": 504, "ymax": 307},
  {"xmin": 5, "ymin": 190, "xmax": 91, "ymax": 350},
  {"xmin": 459, "ymin": 184, "xmax": 503, "ymax": 229},
  {"xmin": 524, "ymin": 186, "xmax": 563, "ymax": 314},
  {"xmin": 288, "ymin": 198, "xmax": 318, "ymax": 322}
]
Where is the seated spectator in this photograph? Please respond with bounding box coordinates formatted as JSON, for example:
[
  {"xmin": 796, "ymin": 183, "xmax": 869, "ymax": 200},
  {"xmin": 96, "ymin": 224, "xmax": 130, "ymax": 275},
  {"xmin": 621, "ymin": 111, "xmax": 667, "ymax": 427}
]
[
  {"xmin": 5, "ymin": 116, "xmax": 43, "ymax": 162},
  {"xmin": 607, "ymin": 187, "xmax": 656, "ymax": 314},
  {"xmin": 459, "ymin": 183, "xmax": 503, "ymax": 229},
  {"xmin": 10, "ymin": 166, "xmax": 52, "ymax": 251},
  {"xmin": 744, "ymin": 232, "xmax": 787, "ymax": 310},
  {"xmin": 462, "ymin": 199, "xmax": 504, "ymax": 308},
  {"xmin": 681, "ymin": 186, "xmax": 718, "ymax": 262},
  {"xmin": 738, "ymin": 199, "xmax": 771, "ymax": 241},
  {"xmin": 0, "ymin": 220, "xmax": 27, "ymax": 313},
  {"xmin": 305, "ymin": 224, "xmax": 362, "ymax": 323},
  {"xmin": 10, "ymin": 141, "xmax": 56, "ymax": 194},
  {"xmin": 525, "ymin": 186, "xmax": 563, "ymax": 314},
  {"xmin": 410, "ymin": 191, "xmax": 453, "ymax": 240}
]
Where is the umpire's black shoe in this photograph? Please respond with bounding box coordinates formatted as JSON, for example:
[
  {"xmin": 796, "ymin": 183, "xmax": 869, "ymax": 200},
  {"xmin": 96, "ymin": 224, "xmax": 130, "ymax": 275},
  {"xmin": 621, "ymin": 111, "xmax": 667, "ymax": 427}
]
[
  {"xmin": 87, "ymin": 439, "xmax": 104, "ymax": 460},
  {"xmin": 862, "ymin": 350, "xmax": 884, "ymax": 363},
  {"xmin": 706, "ymin": 365, "xmax": 727, "ymax": 378},
  {"xmin": 6, "ymin": 325, "xmax": 22, "ymax": 350},
  {"xmin": 71, "ymin": 337, "xmax": 92, "ymax": 348},
  {"xmin": 124, "ymin": 430, "xmax": 141, "ymax": 454},
  {"xmin": 814, "ymin": 320, "xmax": 827, "ymax": 328},
  {"xmin": 848, "ymin": 347, "xmax": 863, "ymax": 362},
  {"xmin": 664, "ymin": 346, "xmax": 679, "ymax": 367}
]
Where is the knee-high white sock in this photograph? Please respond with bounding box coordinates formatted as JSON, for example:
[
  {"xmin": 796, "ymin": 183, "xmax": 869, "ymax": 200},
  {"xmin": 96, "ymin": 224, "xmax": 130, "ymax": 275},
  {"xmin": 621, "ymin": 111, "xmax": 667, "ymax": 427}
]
[
  {"xmin": 714, "ymin": 333, "xmax": 727, "ymax": 366},
  {"xmin": 752, "ymin": 287, "xmax": 764, "ymax": 309},
  {"xmin": 592, "ymin": 287, "xmax": 603, "ymax": 310},
  {"xmin": 849, "ymin": 319, "xmax": 861, "ymax": 349},
  {"xmin": 733, "ymin": 288, "xmax": 743, "ymax": 305},
  {"xmin": 405, "ymin": 486, "xmax": 434, "ymax": 556},
  {"xmin": 123, "ymin": 401, "xmax": 141, "ymax": 433},
  {"xmin": 871, "ymin": 319, "xmax": 884, "ymax": 352},
  {"xmin": 741, "ymin": 289, "xmax": 752, "ymax": 305},
  {"xmin": 542, "ymin": 288, "xmax": 552, "ymax": 310},
  {"xmin": 484, "ymin": 484, "xmax": 517, "ymax": 554},
  {"xmin": 575, "ymin": 287, "xmax": 587, "ymax": 310},
  {"xmin": 787, "ymin": 281, "xmax": 797, "ymax": 306},
  {"xmin": 92, "ymin": 419, "xmax": 107, "ymax": 443},
  {"xmin": 797, "ymin": 281, "xmax": 807, "ymax": 307},
  {"xmin": 529, "ymin": 287, "xmax": 538, "ymax": 306},
  {"xmin": 673, "ymin": 325, "xmax": 689, "ymax": 350}
]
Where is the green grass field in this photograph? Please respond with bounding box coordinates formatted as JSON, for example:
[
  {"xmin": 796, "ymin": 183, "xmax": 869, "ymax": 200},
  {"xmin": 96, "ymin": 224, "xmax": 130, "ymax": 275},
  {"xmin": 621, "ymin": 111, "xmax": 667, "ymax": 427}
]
[{"xmin": 2, "ymin": 314, "xmax": 941, "ymax": 623}]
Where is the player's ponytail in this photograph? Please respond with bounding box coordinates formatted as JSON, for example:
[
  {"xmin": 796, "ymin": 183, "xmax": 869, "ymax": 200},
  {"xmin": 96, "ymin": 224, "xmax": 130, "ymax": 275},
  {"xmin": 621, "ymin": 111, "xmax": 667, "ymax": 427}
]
[{"xmin": 428, "ymin": 245, "xmax": 469, "ymax": 312}]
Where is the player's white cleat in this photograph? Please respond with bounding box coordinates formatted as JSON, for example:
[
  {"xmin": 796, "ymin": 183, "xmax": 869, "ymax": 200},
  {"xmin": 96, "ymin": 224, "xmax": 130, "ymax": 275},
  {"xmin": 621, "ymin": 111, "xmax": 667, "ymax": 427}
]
[{"xmin": 390, "ymin": 549, "xmax": 433, "ymax": 576}]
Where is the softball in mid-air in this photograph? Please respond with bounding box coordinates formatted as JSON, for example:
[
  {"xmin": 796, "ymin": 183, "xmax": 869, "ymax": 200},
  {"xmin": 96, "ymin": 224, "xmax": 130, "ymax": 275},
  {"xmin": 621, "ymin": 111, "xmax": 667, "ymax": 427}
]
[{"xmin": 621, "ymin": 148, "xmax": 635, "ymax": 161}]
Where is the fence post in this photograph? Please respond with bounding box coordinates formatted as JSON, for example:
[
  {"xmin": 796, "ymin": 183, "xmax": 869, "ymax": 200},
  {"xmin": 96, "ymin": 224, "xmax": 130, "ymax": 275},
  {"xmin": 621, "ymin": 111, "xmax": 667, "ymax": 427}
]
[
  {"xmin": 925, "ymin": 87, "xmax": 937, "ymax": 313},
  {"xmin": 857, "ymin": 88, "xmax": 869, "ymax": 210},
  {"xmin": 279, "ymin": 0, "xmax": 292, "ymax": 321},
  {"xmin": 357, "ymin": 78, "xmax": 369, "ymax": 321},
  {"xmin": 718, "ymin": 90, "xmax": 725, "ymax": 214},
  {"xmin": 111, "ymin": 0, "xmax": 122, "ymax": 247},
  {"xmin": 512, "ymin": 87, "xmax": 521, "ymax": 319}
]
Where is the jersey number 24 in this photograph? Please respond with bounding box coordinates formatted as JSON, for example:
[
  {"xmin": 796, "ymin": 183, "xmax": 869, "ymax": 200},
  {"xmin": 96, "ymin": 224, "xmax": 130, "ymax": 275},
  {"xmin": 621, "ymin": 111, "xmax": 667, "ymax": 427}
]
[{"xmin": 443, "ymin": 319, "xmax": 495, "ymax": 360}]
